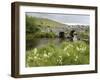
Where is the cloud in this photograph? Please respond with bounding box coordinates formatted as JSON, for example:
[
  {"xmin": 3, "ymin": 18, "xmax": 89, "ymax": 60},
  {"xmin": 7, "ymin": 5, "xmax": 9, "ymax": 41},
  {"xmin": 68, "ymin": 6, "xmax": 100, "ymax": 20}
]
[{"xmin": 26, "ymin": 12, "xmax": 90, "ymax": 25}]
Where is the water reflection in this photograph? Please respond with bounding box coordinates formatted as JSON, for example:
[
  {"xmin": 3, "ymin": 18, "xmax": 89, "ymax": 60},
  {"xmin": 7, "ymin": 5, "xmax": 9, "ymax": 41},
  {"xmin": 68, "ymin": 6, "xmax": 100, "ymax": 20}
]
[{"xmin": 26, "ymin": 38, "xmax": 65, "ymax": 50}]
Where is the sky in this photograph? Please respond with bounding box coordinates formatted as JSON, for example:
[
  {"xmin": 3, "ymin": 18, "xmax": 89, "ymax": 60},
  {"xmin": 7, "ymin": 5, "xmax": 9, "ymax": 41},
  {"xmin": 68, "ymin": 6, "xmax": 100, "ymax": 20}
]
[{"xmin": 26, "ymin": 12, "xmax": 90, "ymax": 25}]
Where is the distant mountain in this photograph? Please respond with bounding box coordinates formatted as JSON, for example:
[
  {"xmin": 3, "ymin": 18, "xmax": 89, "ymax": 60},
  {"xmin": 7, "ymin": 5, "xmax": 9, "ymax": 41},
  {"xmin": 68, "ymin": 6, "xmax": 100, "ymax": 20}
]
[{"xmin": 63, "ymin": 23, "xmax": 89, "ymax": 26}]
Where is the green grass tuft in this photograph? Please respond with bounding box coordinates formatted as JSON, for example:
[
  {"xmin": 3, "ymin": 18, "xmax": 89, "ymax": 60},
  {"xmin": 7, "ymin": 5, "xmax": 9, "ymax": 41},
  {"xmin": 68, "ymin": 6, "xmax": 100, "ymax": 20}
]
[{"xmin": 26, "ymin": 41, "xmax": 89, "ymax": 67}]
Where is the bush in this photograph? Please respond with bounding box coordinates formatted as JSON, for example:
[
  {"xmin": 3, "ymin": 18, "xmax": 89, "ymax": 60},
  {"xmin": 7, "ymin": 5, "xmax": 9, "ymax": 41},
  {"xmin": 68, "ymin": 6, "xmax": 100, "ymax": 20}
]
[
  {"xmin": 26, "ymin": 16, "xmax": 40, "ymax": 34},
  {"xmin": 33, "ymin": 32, "xmax": 56, "ymax": 38},
  {"xmin": 79, "ymin": 32, "xmax": 89, "ymax": 40}
]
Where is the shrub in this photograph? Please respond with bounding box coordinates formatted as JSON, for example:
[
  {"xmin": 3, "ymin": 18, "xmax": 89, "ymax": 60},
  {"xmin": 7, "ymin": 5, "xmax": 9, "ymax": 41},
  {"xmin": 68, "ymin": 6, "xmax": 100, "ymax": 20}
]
[{"xmin": 33, "ymin": 32, "xmax": 56, "ymax": 38}]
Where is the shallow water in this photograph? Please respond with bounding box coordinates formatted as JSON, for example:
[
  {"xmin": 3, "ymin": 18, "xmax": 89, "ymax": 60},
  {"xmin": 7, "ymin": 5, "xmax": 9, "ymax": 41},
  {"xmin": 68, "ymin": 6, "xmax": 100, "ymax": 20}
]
[{"xmin": 26, "ymin": 38, "xmax": 66, "ymax": 50}]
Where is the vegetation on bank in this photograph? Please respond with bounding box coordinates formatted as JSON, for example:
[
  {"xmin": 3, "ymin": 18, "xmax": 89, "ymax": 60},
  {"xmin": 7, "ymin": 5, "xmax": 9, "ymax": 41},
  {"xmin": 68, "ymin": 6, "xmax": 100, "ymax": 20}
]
[{"xmin": 26, "ymin": 41, "xmax": 89, "ymax": 67}]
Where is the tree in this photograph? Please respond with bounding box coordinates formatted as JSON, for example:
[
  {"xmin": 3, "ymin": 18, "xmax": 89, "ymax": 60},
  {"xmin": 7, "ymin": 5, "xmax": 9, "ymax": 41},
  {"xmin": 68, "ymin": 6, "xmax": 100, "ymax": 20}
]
[{"xmin": 26, "ymin": 15, "xmax": 40, "ymax": 34}]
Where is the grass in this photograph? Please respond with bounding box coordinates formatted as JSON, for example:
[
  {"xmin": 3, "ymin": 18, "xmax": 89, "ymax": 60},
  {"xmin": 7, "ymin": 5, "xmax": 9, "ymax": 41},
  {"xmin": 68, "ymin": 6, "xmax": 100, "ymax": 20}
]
[
  {"xmin": 33, "ymin": 32, "xmax": 56, "ymax": 38},
  {"xmin": 26, "ymin": 41, "xmax": 89, "ymax": 67}
]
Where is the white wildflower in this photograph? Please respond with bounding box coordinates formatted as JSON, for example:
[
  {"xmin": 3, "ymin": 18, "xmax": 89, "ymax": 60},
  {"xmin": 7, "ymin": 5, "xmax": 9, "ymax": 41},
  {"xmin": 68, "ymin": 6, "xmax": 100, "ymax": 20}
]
[
  {"xmin": 69, "ymin": 44, "xmax": 73, "ymax": 47},
  {"xmin": 33, "ymin": 48, "xmax": 37, "ymax": 54},
  {"xmin": 82, "ymin": 47, "xmax": 86, "ymax": 51},
  {"xmin": 28, "ymin": 57, "xmax": 33, "ymax": 60},
  {"xmin": 58, "ymin": 56, "xmax": 62, "ymax": 65},
  {"xmin": 59, "ymin": 60, "xmax": 62, "ymax": 64},
  {"xmin": 80, "ymin": 47, "xmax": 86, "ymax": 52},
  {"xmin": 76, "ymin": 55, "xmax": 78, "ymax": 59},
  {"xmin": 59, "ymin": 56, "xmax": 62, "ymax": 58},
  {"xmin": 48, "ymin": 52, "xmax": 52, "ymax": 56},
  {"xmin": 74, "ymin": 55, "xmax": 78, "ymax": 61},
  {"xmin": 64, "ymin": 47, "xmax": 67, "ymax": 51},
  {"xmin": 76, "ymin": 47, "xmax": 80, "ymax": 51},
  {"xmin": 67, "ymin": 52, "xmax": 70, "ymax": 56},
  {"xmin": 74, "ymin": 58, "xmax": 77, "ymax": 61},
  {"xmin": 34, "ymin": 56, "xmax": 37, "ymax": 59},
  {"xmin": 43, "ymin": 53, "xmax": 48, "ymax": 57}
]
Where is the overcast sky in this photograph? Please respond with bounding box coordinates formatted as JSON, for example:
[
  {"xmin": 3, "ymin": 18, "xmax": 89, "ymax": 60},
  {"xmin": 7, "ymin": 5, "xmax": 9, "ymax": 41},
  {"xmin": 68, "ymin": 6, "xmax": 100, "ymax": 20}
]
[{"xmin": 26, "ymin": 12, "xmax": 90, "ymax": 25}]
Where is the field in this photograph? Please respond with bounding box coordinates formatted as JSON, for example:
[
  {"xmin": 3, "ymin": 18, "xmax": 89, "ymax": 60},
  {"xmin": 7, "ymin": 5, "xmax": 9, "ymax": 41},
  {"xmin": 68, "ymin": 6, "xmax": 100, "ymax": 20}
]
[{"xmin": 26, "ymin": 15, "xmax": 90, "ymax": 67}]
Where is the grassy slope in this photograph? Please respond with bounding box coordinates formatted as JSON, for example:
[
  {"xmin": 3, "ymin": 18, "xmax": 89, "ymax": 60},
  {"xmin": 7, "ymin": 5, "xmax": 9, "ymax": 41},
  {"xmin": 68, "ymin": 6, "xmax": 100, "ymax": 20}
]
[{"xmin": 27, "ymin": 16, "xmax": 66, "ymax": 28}]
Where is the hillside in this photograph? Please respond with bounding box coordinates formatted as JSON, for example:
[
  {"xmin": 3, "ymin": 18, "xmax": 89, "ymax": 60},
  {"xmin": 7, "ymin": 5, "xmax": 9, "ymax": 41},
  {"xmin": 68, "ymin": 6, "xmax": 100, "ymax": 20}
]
[{"xmin": 26, "ymin": 16, "xmax": 67, "ymax": 29}]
